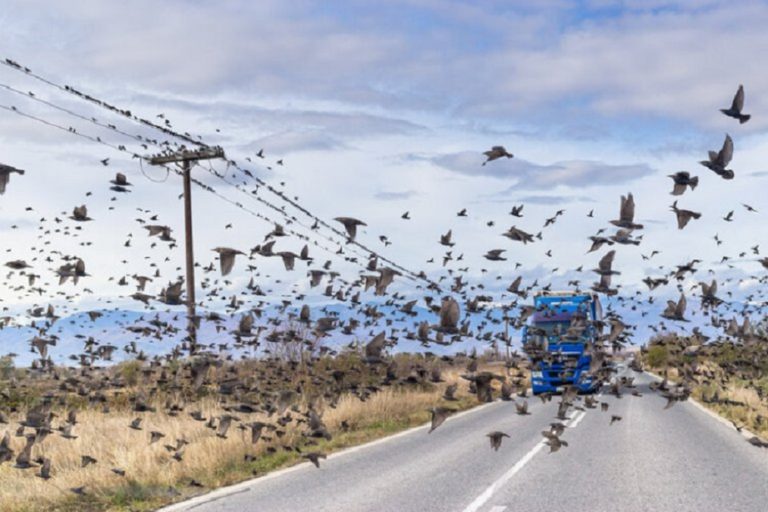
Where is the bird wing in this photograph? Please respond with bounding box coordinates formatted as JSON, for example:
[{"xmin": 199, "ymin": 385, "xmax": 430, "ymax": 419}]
[
  {"xmin": 365, "ymin": 332, "xmax": 386, "ymax": 359},
  {"xmin": 220, "ymin": 252, "xmax": 236, "ymax": 276},
  {"xmin": 718, "ymin": 134, "xmax": 733, "ymax": 166},
  {"xmin": 675, "ymin": 294, "xmax": 687, "ymax": 317},
  {"xmin": 440, "ymin": 298, "xmax": 460, "ymax": 330},
  {"xmin": 732, "ymin": 85, "xmax": 744, "ymax": 112},
  {"xmin": 599, "ymin": 250, "xmax": 615, "ymax": 272},
  {"xmin": 621, "ymin": 193, "xmax": 635, "ymax": 222}
]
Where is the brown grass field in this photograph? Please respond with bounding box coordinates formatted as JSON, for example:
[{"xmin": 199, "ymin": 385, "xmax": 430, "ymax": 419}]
[
  {"xmin": 643, "ymin": 356, "xmax": 768, "ymax": 438},
  {"xmin": 0, "ymin": 361, "xmax": 517, "ymax": 512}
]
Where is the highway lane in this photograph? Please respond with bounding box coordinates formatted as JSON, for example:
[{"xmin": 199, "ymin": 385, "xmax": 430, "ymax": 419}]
[
  {"xmin": 160, "ymin": 370, "xmax": 768, "ymax": 512},
  {"xmin": 477, "ymin": 372, "xmax": 768, "ymax": 512}
]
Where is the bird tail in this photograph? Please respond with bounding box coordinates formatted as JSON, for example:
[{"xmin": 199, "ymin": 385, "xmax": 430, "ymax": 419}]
[
  {"xmin": 689, "ymin": 176, "xmax": 699, "ymax": 190},
  {"xmin": 740, "ymin": 114, "xmax": 751, "ymax": 124}
]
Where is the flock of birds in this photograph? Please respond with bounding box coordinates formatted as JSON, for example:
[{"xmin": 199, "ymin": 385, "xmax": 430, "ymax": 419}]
[{"xmin": 0, "ymin": 80, "xmax": 767, "ymax": 499}]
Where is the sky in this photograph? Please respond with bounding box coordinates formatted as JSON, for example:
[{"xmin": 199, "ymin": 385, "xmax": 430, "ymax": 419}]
[{"xmin": 1, "ymin": 0, "xmax": 768, "ymax": 360}]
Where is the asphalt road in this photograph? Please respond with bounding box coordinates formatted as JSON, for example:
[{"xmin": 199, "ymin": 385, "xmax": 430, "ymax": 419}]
[{"xmin": 161, "ymin": 369, "xmax": 768, "ymax": 512}]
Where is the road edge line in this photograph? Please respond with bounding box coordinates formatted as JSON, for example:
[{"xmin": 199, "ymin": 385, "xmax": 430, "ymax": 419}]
[
  {"xmin": 643, "ymin": 370, "xmax": 759, "ymax": 441},
  {"xmin": 157, "ymin": 397, "xmax": 506, "ymax": 511}
]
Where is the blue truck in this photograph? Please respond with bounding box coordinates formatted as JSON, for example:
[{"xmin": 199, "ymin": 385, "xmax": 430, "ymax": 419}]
[{"xmin": 522, "ymin": 291, "xmax": 602, "ymax": 394}]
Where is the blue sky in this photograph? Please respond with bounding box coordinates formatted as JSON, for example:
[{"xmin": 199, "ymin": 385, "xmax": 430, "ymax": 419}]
[{"xmin": 1, "ymin": 0, "xmax": 767, "ymax": 359}]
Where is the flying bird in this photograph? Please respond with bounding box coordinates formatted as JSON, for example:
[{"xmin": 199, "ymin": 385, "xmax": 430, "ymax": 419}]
[
  {"xmin": 720, "ymin": 85, "xmax": 750, "ymax": 124},
  {"xmin": 487, "ymin": 431, "xmax": 510, "ymax": 451},
  {"xmin": 700, "ymin": 134, "xmax": 734, "ymax": 179},
  {"xmin": 668, "ymin": 171, "xmax": 698, "ymax": 196},
  {"xmin": 212, "ymin": 247, "xmax": 244, "ymax": 276},
  {"xmin": 482, "ymin": 146, "xmax": 513, "ymax": 165},
  {"xmin": 610, "ymin": 193, "xmax": 643, "ymax": 230},
  {"xmin": 0, "ymin": 163, "xmax": 25, "ymax": 195},
  {"xmin": 670, "ymin": 201, "xmax": 701, "ymax": 230},
  {"xmin": 334, "ymin": 217, "xmax": 367, "ymax": 241}
]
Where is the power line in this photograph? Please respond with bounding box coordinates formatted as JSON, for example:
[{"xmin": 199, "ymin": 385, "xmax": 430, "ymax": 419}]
[
  {"xmin": 0, "ymin": 82, "xmax": 379, "ymax": 271},
  {"xmin": 0, "ymin": 100, "xmax": 364, "ymax": 273},
  {"xmin": 1, "ymin": 56, "xmax": 440, "ymax": 290},
  {"xmin": 0, "ymin": 72, "xmax": 425, "ymax": 285}
]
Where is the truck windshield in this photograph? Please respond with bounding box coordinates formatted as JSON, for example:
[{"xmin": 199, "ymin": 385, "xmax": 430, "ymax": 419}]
[{"xmin": 528, "ymin": 319, "xmax": 589, "ymax": 345}]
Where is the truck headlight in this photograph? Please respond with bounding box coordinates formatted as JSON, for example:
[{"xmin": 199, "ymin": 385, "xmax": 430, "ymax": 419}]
[{"xmin": 532, "ymin": 371, "xmax": 542, "ymax": 378}]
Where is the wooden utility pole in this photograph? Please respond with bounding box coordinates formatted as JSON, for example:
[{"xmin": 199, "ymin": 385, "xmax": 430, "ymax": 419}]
[
  {"xmin": 503, "ymin": 309, "xmax": 511, "ymax": 374},
  {"xmin": 149, "ymin": 147, "xmax": 225, "ymax": 347}
]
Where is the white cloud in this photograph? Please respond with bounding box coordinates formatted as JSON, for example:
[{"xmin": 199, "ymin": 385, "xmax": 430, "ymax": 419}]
[{"xmin": 431, "ymin": 151, "xmax": 655, "ymax": 189}]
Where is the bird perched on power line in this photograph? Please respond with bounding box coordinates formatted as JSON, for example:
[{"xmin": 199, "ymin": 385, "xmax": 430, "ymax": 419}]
[
  {"xmin": 482, "ymin": 146, "xmax": 513, "ymax": 165},
  {"xmin": 720, "ymin": 85, "xmax": 750, "ymax": 124},
  {"xmin": 700, "ymin": 134, "xmax": 734, "ymax": 179},
  {"xmin": 0, "ymin": 163, "xmax": 25, "ymax": 195}
]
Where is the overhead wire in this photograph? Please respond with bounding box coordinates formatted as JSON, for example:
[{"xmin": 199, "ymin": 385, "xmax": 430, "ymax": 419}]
[
  {"xmin": 0, "ymin": 100, "xmax": 363, "ymax": 274},
  {"xmin": 0, "ymin": 56, "xmax": 440, "ymax": 290}
]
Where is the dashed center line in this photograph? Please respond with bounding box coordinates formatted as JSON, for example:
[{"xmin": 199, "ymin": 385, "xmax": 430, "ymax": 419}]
[{"xmin": 461, "ymin": 390, "xmax": 604, "ymax": 512}]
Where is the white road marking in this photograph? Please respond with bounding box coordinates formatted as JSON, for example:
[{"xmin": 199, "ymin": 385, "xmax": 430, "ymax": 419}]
[
  {"xmin": 461, "ymin": 408, "xmax": 588, "ymax": 512},
  {"xmin": 159, "ymin": 398, "xmax": 509, "ymax": 511},
  {"xmin": 644, "ymin": 371, "xmax": 758, "ymax": 440},
  {"xmin": 488, "ymin": 506, "xmax": 507, "ymax": 512}
]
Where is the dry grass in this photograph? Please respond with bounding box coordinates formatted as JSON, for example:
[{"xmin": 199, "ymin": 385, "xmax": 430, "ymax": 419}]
[
  {"xmin": 644, "ymin": 359, "xmax": 768, "ymax": 437},
  {"xmin": 692, "ymin": 376, "xmax": 768, "ymax": 437},
  {"xmin": 0, "ymin": 364, "xmax": 506, "ymax": 512}
]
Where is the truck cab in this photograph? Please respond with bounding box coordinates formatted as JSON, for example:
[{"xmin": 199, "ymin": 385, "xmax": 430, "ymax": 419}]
[{"xmin": 522, "ymin": 291, "xmax": 602, "ymax": 394}]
